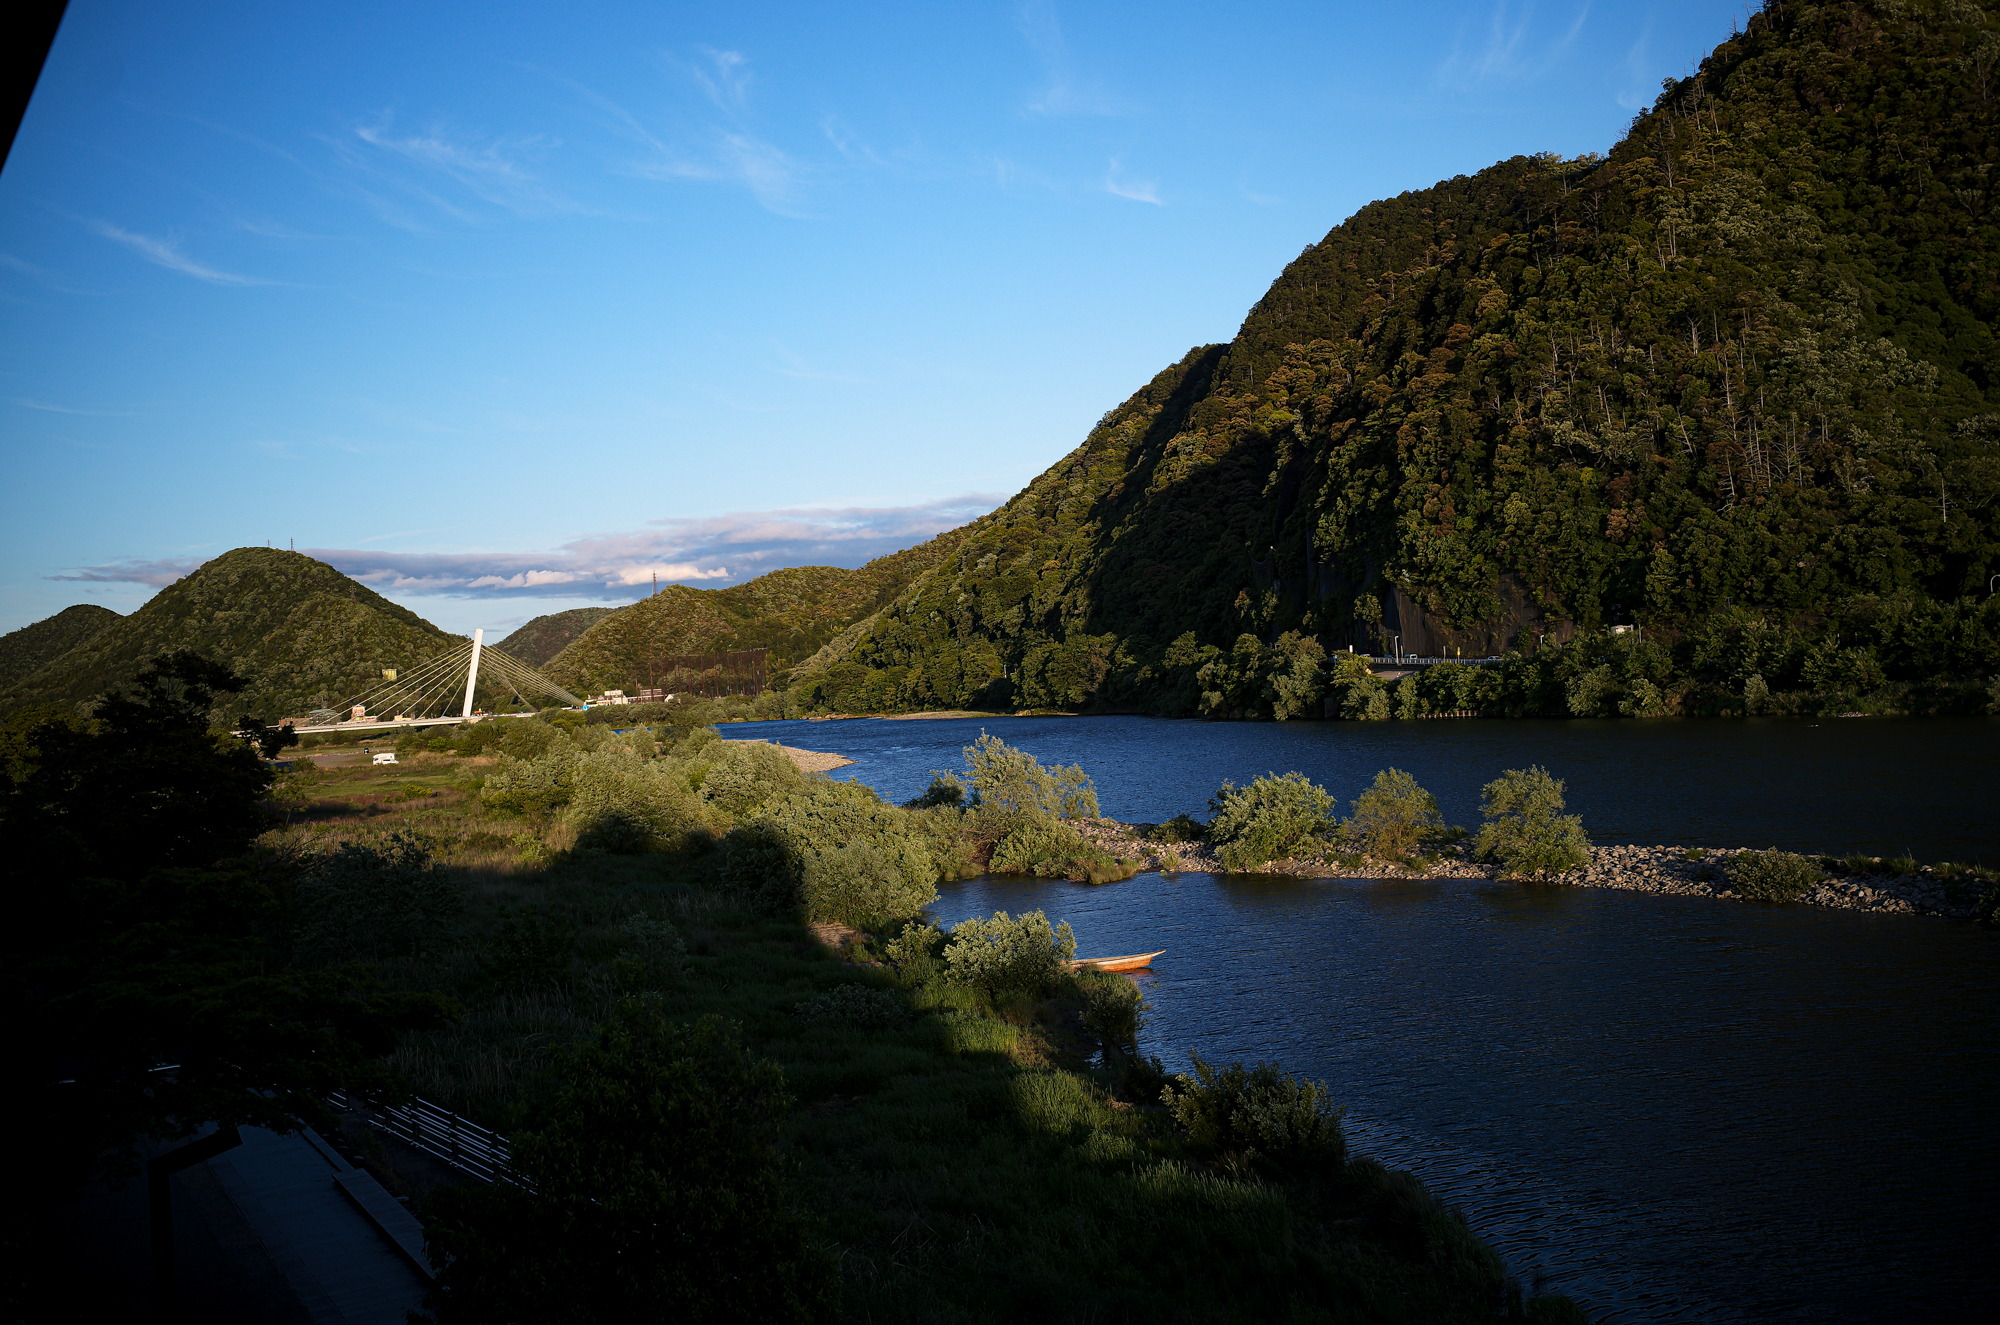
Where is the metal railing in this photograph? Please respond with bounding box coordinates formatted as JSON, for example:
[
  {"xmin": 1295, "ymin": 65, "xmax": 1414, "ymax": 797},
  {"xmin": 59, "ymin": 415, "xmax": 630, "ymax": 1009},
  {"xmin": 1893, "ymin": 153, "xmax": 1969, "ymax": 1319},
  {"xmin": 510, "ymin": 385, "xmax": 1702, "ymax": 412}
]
[{"xmin": 329, "ymin": 1091, "xmax": 526, "ymax": 1188}]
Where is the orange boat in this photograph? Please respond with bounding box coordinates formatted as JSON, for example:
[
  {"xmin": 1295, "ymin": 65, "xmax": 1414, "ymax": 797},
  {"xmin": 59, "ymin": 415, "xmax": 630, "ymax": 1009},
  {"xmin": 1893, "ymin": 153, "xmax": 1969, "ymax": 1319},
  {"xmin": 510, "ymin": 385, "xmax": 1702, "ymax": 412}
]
[{"xmin": 1068, "ymin": 950, "xmax": 1165, "ymax": 973}]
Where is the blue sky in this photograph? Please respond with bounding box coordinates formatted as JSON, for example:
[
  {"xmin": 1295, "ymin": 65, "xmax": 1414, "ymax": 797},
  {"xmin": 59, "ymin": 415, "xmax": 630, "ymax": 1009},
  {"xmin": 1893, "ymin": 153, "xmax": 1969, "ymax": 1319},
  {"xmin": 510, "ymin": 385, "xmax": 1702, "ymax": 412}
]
[{"xmin": 1, "ymin": 0, "xmax": 1747, "ymax": 636}]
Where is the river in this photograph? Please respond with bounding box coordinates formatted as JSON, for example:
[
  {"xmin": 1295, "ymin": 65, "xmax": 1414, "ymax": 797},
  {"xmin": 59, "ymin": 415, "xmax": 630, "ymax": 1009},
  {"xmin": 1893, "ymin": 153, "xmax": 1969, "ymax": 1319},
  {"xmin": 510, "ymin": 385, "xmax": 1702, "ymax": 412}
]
[{"xmin": 739, "ymin": 714, "xmax": 1998, "ymax": 1321}]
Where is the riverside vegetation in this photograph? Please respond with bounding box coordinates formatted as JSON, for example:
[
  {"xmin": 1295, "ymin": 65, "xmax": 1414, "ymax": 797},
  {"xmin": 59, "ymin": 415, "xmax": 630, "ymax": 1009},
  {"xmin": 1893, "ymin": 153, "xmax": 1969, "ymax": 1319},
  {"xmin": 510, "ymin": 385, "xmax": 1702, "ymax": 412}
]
[{"xmin": 7, "ymin": 666, "xmax": 1589, "ymax": 1324}]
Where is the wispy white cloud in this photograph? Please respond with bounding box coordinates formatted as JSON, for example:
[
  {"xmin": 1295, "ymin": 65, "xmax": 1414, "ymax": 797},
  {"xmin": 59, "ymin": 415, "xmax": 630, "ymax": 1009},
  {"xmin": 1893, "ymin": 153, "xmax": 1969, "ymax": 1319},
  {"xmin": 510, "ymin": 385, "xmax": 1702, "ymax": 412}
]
[
  {"xmin": 10, "ymin": 397, "xmax": 138, "ymax": 416},
  {"xmin": 1435, "ymin": 1, "xmax": 1593, "ymax": 87},
  {"xmin": 343, "ymin": 114, "xmax": 594, "ymax": 222},
  {"xmin": 1105, "ymin": 159, "xmax": 1161, "ymax": 205},
  {"xmin": 1019, "ymin": 0, "xmax": 1131, "ymax": 116},
  {"xmin": 87, "ymin": 221, "xmax": 271, "ymax": 285},
  {"xmin": 691, "ymin": 47, "xmax": 752, "ymax": 112},
  {"xmin": 56, "ymin": 497, "xmax": 1002, "ymax": 602},
  {"xmin": 1615, "ymin": 17, "xmax": 1659, "ymax": 110}
]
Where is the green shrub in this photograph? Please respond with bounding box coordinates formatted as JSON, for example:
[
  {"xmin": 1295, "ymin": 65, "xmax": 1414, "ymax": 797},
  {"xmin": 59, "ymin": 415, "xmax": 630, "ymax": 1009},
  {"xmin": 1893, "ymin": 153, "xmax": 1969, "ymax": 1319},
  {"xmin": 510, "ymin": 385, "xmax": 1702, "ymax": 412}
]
[
  {"xmin": 566, "ymin": 744, "xmax": 710, "ymax": 853},
  {"xmin": 961, "ymin": 732, "xmax": 1099, "ymax": 825},
  {"xmin": 1974, "ymin": 884, "xmax": 2000, "ymax": 926},
  {"xmin": 1148, "ymin": 813, "xmax": 1204, "ymax": 844},
  {"xmin": 694, "ymin": 739, "xmax": 804, "ymax": 817},
  {"xmin": 943, "ymin": 910, "xmax": 1075, "ymax": 996},
  {"xmin": 419, "ymin": 1007, "xmax": 835, "ymax": 1324},
  {"xmin": 722, "ymin": 781, "xmax": 939, "ymax": 927},
  {"xmin": 1346, "ymin": 768, "xmax": 1443, "ymax": 859},
  {"xmin": 1472, "ymin": 766, "xmax": 1592, "ymax": 880},
  {"xmin": 1728, "ymin": 849, "xmax": 1822, "ymax": 901},
  {"xmin": 1160, "ymin": 1054, "xmax": 1347, "ymax": 1177},
  {"xmin": 987, "ymin": 818, "xmax": 1135, "ymax": 882},
  {"xmin": 1075, "ymin": 969, "xmax": 1145, "ymax": 1050},
  {"xmin": 1883, "ymin": 854, "xmax": 1921, "ymax": 876},
  {"xmin": 881, "ymin": 921, "xmax": 945, "ymax": 986},
  {"xmin": 612, "ymin": 911, "xmax": 688, "ymax": 991},
  {"xmin": 481, "ymin": 904, "xmax": 580, "ymax": 992},
  {"xmin": 989, "ymin": 818, "xmax": 1092, "ymax": 875},
  {"xmin": 793, "ymin": 984, "xmax": 904, "ymax": 1028},
  {"xmin": 1206, "ymin": 772, "xmax": 1334, "ymax": 871},
  {"xmin": 480, "ymin": 733, "xmax": 583, "ymax": 824},
  {"xmin": 295, "ymin": 831, "xmax": 463, "ymax": 962},
  {"xmin": 905, "ymin": 773, "xmax": 967, "ymax": 809}
]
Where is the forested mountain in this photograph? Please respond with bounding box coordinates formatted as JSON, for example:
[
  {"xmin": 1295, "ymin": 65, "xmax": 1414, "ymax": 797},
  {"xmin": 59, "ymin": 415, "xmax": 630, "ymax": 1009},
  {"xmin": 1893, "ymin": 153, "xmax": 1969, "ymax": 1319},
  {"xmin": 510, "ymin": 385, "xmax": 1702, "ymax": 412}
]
[
  {"xmin": 497, "ymin": 608, "xmax": 615, "ymax": 668},
  {"xmin": 0, "ymin": 548, "xmax": 458, "ymax": 724},
  {"xmin": 794, "ymin": 0, "xmax": 2000, "ymax": 716},
  {"xmin": 542, "ymin": 531, "xmax": 968, "ymax": 695},
  {"xmin": 0, "ymin": 604, "xmax": 121, "ymax": 689}
]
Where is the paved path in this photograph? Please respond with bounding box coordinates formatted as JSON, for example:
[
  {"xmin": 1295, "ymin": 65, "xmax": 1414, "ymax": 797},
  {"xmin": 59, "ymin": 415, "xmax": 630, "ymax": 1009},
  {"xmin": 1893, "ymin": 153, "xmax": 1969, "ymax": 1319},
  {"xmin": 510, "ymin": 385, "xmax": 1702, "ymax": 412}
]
[{"xmin": 206, "ymin": 1126, "xmax": 432, "ymax": 1325}]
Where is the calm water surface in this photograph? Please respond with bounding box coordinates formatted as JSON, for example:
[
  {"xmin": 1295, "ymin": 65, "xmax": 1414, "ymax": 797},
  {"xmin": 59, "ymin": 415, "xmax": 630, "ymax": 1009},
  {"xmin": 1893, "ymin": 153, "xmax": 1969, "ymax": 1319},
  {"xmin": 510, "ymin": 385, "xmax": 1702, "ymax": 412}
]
[{"xmin": 734, "ymin": 715, "xmax": 1999, "ymax": 1321}]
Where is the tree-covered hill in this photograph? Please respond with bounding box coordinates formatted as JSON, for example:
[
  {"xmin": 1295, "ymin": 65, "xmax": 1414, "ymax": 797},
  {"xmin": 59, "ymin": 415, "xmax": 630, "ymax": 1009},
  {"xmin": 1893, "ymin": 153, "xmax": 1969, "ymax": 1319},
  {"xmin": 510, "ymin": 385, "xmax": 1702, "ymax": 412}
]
[
  {"xmin": 0, "ymin": 548, "xmax": 459, "ymax": 724},
  {"xmin": 0, "ymin": 604, "xmax": 121, "ymax": 689},
  {"xmin": 497, "ymin": 608, "xmax": 616, "ymax": 668},
  {"xmin": 795, "ymin": 0, "xmax": 2000, "ymax": 716},
  {"xmin": 543, "ymin": 529, "xmax": 969, "ymax": 695}
]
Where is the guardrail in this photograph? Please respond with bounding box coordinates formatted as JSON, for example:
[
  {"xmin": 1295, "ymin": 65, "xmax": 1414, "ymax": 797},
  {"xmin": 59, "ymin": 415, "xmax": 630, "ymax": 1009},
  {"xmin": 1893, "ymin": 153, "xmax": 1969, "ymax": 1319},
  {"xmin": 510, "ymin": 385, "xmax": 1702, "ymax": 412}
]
[
  {"xmin": 328, "ymin": 1091, "xmax": 526, "ymax": 1188},
  {"xmin": 1363, "ymin": 655, "xmax": 1506, "ymax": 667}
]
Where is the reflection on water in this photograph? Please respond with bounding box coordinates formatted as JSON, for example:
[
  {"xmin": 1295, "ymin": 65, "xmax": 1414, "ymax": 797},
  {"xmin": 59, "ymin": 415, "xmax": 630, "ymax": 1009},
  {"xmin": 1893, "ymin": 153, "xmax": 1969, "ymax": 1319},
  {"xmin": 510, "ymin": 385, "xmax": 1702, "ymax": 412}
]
[
  {"xmin": 742, "ymin": 713, "xmax": 2000, "ymax": 860},
  {"xmin": 932, "ymin": 872, "xmax": 1999, "ymax": 1323},
  {"xmin": 740, "ymin": 714, "xmax": 2000, "ymax": 1319}
]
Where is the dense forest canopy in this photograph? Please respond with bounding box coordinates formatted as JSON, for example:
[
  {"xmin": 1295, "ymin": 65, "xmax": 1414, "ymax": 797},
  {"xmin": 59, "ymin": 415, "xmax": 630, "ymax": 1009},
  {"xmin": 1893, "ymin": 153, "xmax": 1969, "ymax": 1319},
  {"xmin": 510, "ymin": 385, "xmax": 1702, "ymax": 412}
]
[{"xmin": 791, "ymin": 0, "xmax": 2000, "ymax": 717}]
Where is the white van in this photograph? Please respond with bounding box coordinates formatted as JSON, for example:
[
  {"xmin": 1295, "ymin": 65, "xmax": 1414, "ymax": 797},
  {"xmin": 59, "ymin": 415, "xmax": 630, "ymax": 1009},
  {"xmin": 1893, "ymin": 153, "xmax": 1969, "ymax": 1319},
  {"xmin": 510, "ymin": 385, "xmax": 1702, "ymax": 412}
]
[{"xmin": 372, "ymin": 751, "xmax": 399, "ymax": 765}]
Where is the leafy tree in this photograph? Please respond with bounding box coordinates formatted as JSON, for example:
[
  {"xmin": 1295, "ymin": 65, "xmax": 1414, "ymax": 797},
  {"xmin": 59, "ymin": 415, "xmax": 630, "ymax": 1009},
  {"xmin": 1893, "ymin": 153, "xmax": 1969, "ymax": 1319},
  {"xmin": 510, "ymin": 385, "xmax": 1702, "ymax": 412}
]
[
  {"xmin": 960, "ymin": 732, "xmax": 1099, "ymax": 824},
  {"xmin": 1347, "ymin": 769, "xmax": 1444, "ymax": 858},
  {"xmin": 942, "ymin": 910, "xmax": 1076, "ymax": 996},
  {"xmin": 419, "ymin": 1006, "xmax": 836, "ymax": 1325},
  {"xmin": 1473, "ymin": 766, "xmax": 1592, "ymax": 880},
  {"xmin": 1206, "ymin": 772, "xmax": 1335, "ymax": 870},
  {"xmin": 1160, "ymin": 1054, "xmax": 1347, "ymax": 1177}
]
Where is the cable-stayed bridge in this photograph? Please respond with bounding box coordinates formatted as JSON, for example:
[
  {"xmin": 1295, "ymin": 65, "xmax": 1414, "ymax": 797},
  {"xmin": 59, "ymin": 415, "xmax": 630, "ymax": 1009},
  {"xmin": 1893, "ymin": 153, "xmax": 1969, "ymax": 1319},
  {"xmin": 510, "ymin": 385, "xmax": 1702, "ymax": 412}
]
[{"xmin": 286, "ymin": 630, "xmax": 583, "ymax": 735}]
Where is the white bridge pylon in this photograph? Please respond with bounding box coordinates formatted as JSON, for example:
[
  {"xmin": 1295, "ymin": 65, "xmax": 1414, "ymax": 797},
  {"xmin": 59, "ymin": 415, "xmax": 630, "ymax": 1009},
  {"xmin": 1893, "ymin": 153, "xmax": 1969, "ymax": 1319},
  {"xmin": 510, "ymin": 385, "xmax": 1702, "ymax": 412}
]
[{"xmin": 288, "ymin": 630, "xmax": 584, "ymax": 735}]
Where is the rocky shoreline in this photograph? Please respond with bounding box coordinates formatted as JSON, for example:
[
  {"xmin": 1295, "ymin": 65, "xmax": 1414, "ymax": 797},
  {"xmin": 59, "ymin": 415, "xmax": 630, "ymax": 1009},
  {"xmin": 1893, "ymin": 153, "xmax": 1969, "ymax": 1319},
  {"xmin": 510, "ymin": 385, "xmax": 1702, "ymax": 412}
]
[{"xmin": 1070, "ymin": 820, "xmax": 1989, "ymax": 922}]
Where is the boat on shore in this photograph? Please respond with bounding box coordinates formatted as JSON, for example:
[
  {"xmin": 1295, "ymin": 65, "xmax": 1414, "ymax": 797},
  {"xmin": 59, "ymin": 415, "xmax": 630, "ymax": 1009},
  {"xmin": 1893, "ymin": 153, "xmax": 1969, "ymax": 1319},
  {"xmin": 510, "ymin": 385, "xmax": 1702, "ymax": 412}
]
[{"xmin": 1068, "ymin": 950, "xmax": 1164, "ymax": 973}]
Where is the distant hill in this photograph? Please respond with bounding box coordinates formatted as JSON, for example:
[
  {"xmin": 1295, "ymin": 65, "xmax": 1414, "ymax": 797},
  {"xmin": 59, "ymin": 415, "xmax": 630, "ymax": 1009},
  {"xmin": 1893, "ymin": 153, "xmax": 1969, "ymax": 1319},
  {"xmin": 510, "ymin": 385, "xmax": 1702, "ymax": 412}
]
[
  {"xmin": 0, "ymin": 548, "xmax": 459, "ymax": 724},
  {"xmin": 0, "ymin": 604, "xmax": 121, "ymax": 689},
  {"xmin": 497, "ymin": 608, "xmax": 616, "ymax": 668},
  {"xmin": 792, "ymin": 0, "xmax": 2000, "ymax": 714},
  {"xmin": 542, "ymin": 531, "xmax": 969, "ymax": 695}
]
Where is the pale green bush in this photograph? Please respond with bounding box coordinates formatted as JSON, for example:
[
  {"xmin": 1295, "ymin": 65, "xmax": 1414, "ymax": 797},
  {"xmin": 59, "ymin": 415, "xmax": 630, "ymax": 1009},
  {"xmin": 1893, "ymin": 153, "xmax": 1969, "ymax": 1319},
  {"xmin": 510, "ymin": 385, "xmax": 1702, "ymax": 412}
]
[
  {"xmin": 1206, "ymin": 772, "xmax": 1334, "ymax": 871},
  {"xmin": 962, "ymin": 733, "xmax": 1099, "ymax": 825},
  {"xmin": 988, "ymin": 818, "xmax": 1133, "ymax": 882},
  {"xmin": 721, "ymin": 781, "xmax": 939, "ymax": 926},
  {"xmin": 1160, "ymin": 1054, "xmax": 1347, "ymax": 1176},
  {"xmin": 480, "ymin": 732, "xmax": 584, "ymax": 823},
  {"xmin": 1346, "ymin": 768, "xmax": 1442, "ymax": 859},
  {"xmin": 1473, "ymin": 765, "xmax": 1591, "ymax": 880},
  {"xmin": 566, "ymin": 745, "xmax": 710, "ymax": 853},
  {"xmin": 296, "ymin": 830, "xmax": 464, "ymax": 962},
  {"xmin": 613, "ymin": 911, "xmax": 688, "ymax": 990},
  {"xmin": 943, "ymin": 909, "xmax": 1075, "ymax": 996},
  {"xmin": 1728, "ymin": 849, "xmax": 1822, "ymax": 901},
  {"xmin": 695, "ymin": 739, "xmax": 804, "ymax": 818}
]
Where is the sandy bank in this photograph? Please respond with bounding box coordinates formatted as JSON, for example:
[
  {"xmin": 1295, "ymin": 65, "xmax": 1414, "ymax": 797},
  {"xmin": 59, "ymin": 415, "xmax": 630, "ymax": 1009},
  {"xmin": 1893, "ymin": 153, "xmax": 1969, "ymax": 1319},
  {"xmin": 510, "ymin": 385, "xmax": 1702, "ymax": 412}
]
[{"xmin": 720, "ymin": 738, "xmax": 854, "ymax": 774}]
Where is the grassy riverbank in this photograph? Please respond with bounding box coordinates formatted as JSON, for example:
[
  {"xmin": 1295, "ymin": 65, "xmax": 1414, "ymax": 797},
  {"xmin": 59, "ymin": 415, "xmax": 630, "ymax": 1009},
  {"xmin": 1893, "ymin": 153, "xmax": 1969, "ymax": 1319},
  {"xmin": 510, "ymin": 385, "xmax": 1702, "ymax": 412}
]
[{"xmin": 270, "ymin": 744, "xmax": 1585, "ymax": 1322}]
